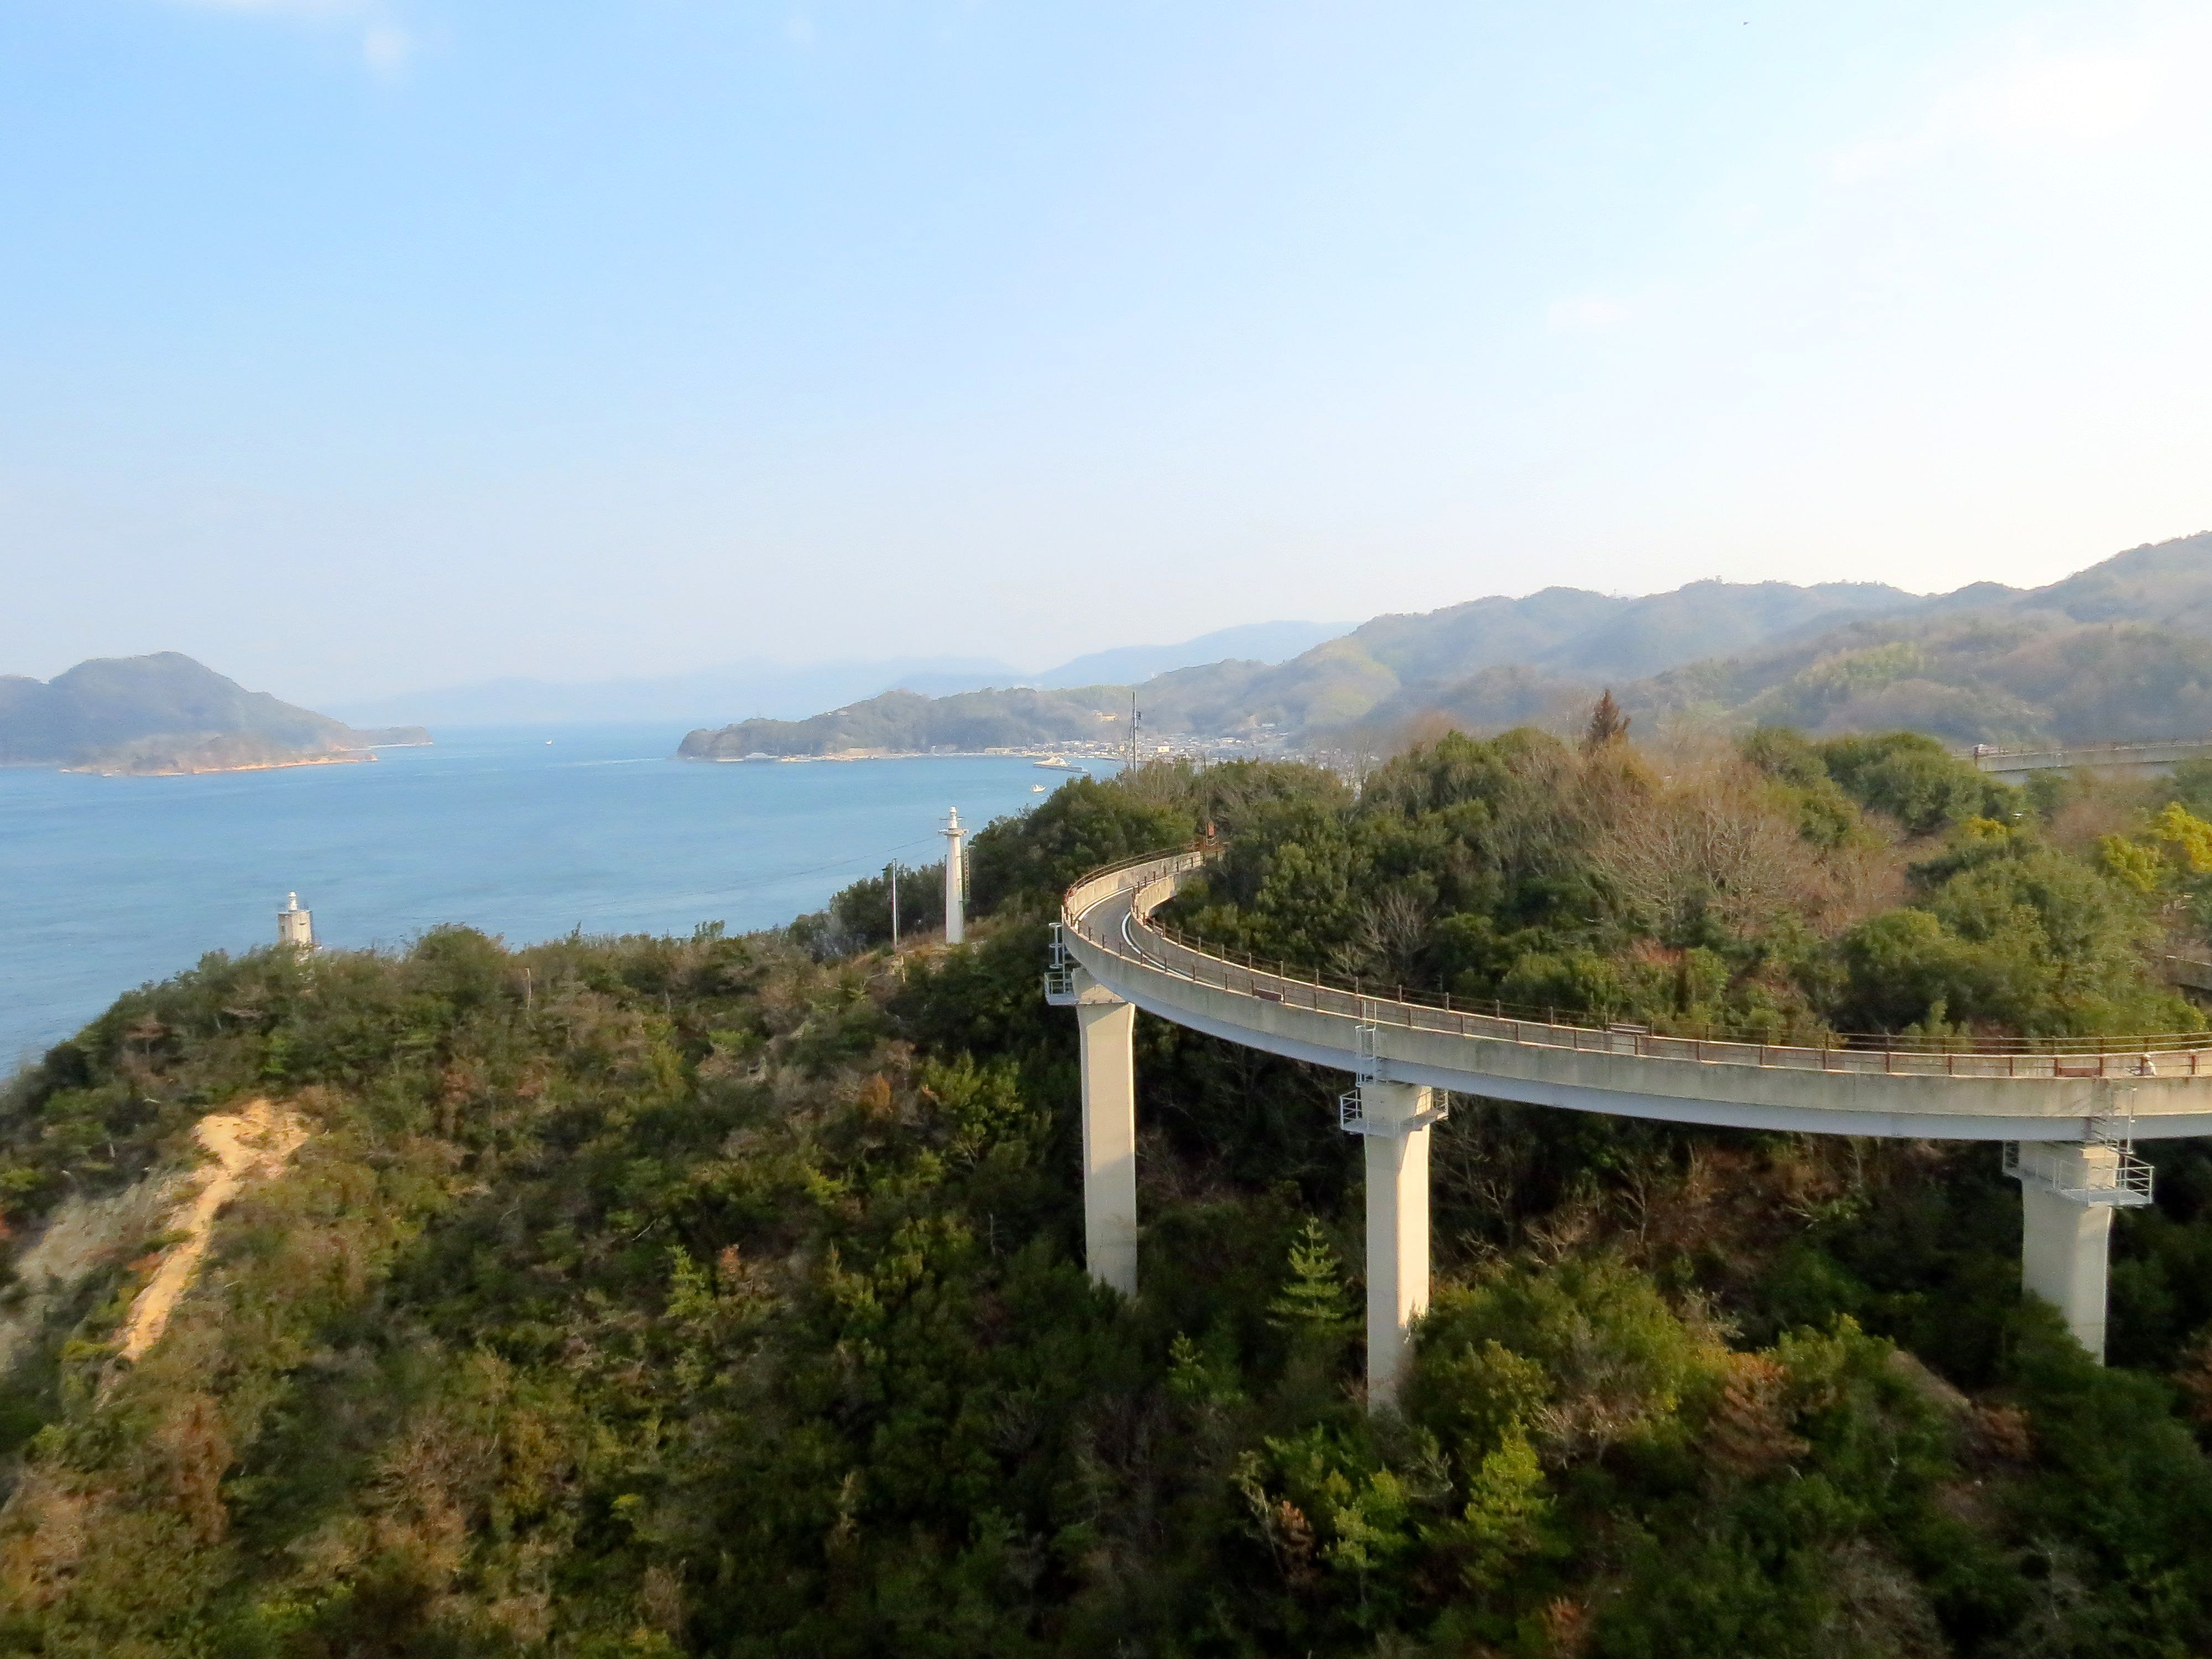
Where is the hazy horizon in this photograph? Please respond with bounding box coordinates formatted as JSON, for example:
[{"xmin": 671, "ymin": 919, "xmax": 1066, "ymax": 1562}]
[{"xmin": 7, "ymin": 2, "xmax": 2211, "ymax": 705}]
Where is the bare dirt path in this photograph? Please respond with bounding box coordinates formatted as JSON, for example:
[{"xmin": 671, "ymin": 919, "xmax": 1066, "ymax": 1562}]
[{"xmin": 117, "ymin": 1100, "xmax": 307, "ymax": 1363}]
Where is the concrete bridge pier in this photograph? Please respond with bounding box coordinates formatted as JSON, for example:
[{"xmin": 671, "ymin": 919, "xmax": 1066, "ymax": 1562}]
[
  {"xmin": 1347, "ymin": 1081, "xmax": 1442, "ymax": 1408},
  {"xmin": 1070, "ymin": 971, "xmax": 1139, "ymax": 1295},
  {"xmin": 2007, "ymin": 1140, "xmax": 2150, "ymax": 1363}
]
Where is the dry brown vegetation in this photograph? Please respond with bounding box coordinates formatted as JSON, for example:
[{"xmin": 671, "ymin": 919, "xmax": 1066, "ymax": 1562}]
[{"xmin": 1580, "ymin": 742, "xmax": 1902, "ymax": 940}]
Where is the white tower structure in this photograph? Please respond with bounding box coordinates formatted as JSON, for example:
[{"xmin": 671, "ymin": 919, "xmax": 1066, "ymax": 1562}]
[
  {"xmin": 942, "ymin": 808, "xmax": 966, "ymax": 944},
  {"xmin": 277, "ymin": 892, "xmax": 314, "ymax": 950}
]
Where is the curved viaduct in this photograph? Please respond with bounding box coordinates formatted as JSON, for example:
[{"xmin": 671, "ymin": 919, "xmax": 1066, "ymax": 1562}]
[{"xmin": 1046, "ymin": 851, "xmax": 2212, "ymax": 1400}]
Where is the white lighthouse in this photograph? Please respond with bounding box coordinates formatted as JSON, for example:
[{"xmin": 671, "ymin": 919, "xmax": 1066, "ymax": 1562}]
[
  {"xmin": 277, "ymin": 891, "xmax": 314, "ymax": 951},
  {"xmin": 942, "ymin": 808, "xmax": 966, "ymax": 944}
]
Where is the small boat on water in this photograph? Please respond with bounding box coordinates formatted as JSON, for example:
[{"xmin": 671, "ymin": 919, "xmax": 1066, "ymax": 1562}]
[{"xmin": 1031, "ymin": 783, "xmax": 1047, "ymax": 793}]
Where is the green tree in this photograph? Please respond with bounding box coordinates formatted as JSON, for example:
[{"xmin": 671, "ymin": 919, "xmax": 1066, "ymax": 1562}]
[{"xmin": 1269, "ymin": 1217, "xmax": 1357, "ymax": 1344}]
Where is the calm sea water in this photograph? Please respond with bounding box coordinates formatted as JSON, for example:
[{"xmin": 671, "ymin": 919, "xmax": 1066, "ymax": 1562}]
[{"xmin": 0, "ymin": 727, "xmax": 1083, "ymax": 1071}]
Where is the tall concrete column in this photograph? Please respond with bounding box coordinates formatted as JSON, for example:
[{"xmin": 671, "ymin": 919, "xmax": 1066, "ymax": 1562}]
[
  {"xmin": 1073, "ymin": 973, "xmax": 1138, "ymax": 1295},
  {"xmin": 942, "ymin": 808, "xmax": 966, "ymax": 944},
  {"xmin": 2014, "ymin": 1141, "xmax": 2122, "ymax": 1361},
  {"xmin": 1357, "ymin": 1081, "xmax": 1436, "ymax": 1408}
]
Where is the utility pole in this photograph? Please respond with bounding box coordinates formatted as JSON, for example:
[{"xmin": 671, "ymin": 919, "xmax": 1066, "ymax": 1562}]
[
  {"xmin": 1129, "ymin": 691, "xmax": 1140, "ymax": 771},
  {"xmin": 889, "ymin": 861, "xmax": 900, "ymax": 950}
]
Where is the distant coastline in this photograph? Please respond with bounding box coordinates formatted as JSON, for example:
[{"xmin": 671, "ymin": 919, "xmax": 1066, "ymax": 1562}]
[
  {"xmin": 60, "ymin": 751, "xmax": 382, "ymax": 779},
  {"xmin": 687, "ymin": 745, "xmax": 1129, "ymax": 765}
]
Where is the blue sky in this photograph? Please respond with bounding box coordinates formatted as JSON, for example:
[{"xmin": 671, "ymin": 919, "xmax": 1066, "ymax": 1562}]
[{"xmin": 4, "ymin": 2, "xmax": 2209, "ymax": 705}]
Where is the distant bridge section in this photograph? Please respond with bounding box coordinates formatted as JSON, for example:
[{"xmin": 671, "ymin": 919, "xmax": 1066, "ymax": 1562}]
[{"xmin": 1966, "ymin": 737, "xmax": 2212, "ymax": 777}]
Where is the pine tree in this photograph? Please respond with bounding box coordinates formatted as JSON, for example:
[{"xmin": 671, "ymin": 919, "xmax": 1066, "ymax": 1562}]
[
  {"xmin": 1584, "ymin": 688, "xmax": 1630, "ymax": 751},
  {"xmin": 1267, "ymin": 1218, "xmax": 1356, "ymax": 1340}
]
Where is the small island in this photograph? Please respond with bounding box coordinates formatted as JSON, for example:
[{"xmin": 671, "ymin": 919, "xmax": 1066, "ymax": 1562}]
[
  {"xmin": 0, "ymin": 652, "xmax": 430, "ymax": 775},
  {"xmin": 677, "ymin": 685, "xmax": 1134, "ymax": 761}
]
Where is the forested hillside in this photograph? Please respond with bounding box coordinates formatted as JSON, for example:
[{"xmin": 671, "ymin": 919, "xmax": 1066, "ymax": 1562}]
[
  {"xmin": 8, "ymin": 732, "xmax": 2212, "ymax": 1655},
  {"xmin": 1348, "ymin": 533, "xmax": 2212, "ymax": 748},
  {"xmin": 1629, "ymin": 613, "xmax": 2212, "ymax": 745}
]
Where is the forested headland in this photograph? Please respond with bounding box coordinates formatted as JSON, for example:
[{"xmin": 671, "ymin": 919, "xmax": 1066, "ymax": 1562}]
[
  {"xmin": 0, "ymin": 654, "xmax": 427, "ymax": 774},
  {"xmin": 8, "ymin": 724, "xmax": 2212, "ymax": 1656}
]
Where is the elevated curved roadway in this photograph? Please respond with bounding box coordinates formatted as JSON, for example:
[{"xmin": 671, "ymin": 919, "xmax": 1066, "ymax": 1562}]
[
  {"xmin": 1968, "ymin": 737, "xmax": 2212, "ymax": 778},
  {"xmin": 1060, "ymin": 851, "xmax": 2212, "ymax": 1142},
  {"xmin": 1049, "ymin": 849, "xmax": 2212, "ymax": 1380}
]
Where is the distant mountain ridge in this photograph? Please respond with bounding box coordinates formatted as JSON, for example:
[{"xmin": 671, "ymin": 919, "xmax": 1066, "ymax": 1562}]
[
  {"xmin": 0, "ymin": 653, "xmax": 429, "ymax": 774},
  {"xmin": 679, "ymin": 533, "xmax": 2212, "ymax": 758},
  {"xmin": 679, "ymin": 574, "xmax": 1943, "ymax": 758},
  {"xmin": 1364, "ymin": 533, "xmax": 2212, "ymax": 746},
  {"xmin": 1608, "ymin": 533, "xmax": 2212, "ymax": 745},
  {"xmin": 338, "ymin": 623, "xmax": 1351, "ymax": 727},
  {"xmin": 333, "ymin": 656, "xmax": 1027, "ymax": 729},
  {"xmin": 1033, "ymin": 620, "xmax": 1352, "ymax": 690}
]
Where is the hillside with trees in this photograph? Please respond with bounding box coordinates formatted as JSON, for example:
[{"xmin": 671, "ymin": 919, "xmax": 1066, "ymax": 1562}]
[
  {"xmin": 1626, "ymin": 615, "xmax": 2212, "ymax": 745},
  {"xmin": 0, "ymin": 654, "xmax": 429, "ymax": 774},
  {"xmin": 8, "ymin": 728, "xmax": 2212, "ymax": 1654},
  {"xmin": 1285, "ymin": 535, "xmax": 2212, "ymax": 749}
]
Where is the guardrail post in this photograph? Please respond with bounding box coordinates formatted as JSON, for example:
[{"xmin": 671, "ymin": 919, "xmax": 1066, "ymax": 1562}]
[{"xmin": 1069, "ymin": 971, "xmax": 1139, "ymax": 1296}]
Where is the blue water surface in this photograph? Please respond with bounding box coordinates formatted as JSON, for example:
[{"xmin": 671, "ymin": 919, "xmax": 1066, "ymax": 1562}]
[{"xmin": 0, "ymin": 727, "xmax": 1079, "ymax": 1070}]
